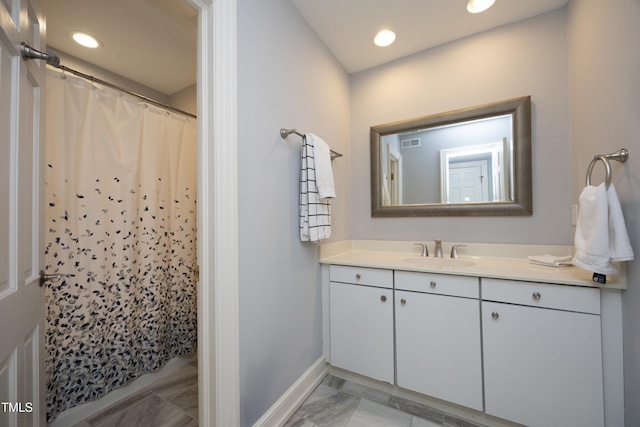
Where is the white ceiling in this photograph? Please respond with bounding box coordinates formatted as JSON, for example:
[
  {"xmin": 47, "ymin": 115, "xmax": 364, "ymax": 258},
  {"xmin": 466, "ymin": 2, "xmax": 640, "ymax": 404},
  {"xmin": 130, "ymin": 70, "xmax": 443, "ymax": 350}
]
[
  {"xmin": 41, "ymin": 0, "xmax": 198, "ymax": 96},
  {"xmin": 40, "ymin": 0, "xmax": 568, "ymax": 95},
  {"xmin": 293, "ymin": 0, "xmax": 569, "ymax": 74}
]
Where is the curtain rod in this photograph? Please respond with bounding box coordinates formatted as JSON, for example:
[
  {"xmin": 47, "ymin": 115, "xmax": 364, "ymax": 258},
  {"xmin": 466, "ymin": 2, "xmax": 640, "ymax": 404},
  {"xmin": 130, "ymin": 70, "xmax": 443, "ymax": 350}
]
[{"xmin": 21, "ymin": 43, "xmax": 197, "ymax": 120}]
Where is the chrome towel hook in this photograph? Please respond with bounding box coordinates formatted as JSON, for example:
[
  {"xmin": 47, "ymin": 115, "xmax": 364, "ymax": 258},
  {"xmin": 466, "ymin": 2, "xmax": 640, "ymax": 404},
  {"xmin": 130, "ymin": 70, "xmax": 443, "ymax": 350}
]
[{"xmin": 585, "ymin": 148, "xmax": 629, "ymax": 189}]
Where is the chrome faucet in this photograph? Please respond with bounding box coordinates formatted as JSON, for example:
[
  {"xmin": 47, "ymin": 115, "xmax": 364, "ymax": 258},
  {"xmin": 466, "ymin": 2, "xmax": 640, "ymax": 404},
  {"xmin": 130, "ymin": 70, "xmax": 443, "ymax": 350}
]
[
  {"xmin": 434, "ymin": 240, "xmax": 443, "ymax": 258},
  {"xmin": 414, "ymin": 243, "xmax": 429, "ymax": 257}
]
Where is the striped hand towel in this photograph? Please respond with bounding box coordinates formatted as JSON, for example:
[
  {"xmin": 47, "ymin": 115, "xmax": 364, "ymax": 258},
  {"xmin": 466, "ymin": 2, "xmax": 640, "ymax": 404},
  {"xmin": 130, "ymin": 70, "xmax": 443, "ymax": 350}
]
[{"xmin": 300, "ymin": 134, "xmax": 331, "ymax": 242}]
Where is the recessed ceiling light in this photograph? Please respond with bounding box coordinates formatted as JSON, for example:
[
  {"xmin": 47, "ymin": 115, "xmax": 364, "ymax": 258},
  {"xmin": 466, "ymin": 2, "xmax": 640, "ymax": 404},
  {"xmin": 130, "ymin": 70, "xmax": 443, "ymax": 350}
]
[
  {"xmin": 467, "ymin": 0, "xmax": 496, "ymax": 14},
  {"xmin": 374, "ymin": 30, "xmax": 396, "ymax": 47},
  {"xmin": 70, "ymin": 32, "xmax": 102, "ymax": 48}
]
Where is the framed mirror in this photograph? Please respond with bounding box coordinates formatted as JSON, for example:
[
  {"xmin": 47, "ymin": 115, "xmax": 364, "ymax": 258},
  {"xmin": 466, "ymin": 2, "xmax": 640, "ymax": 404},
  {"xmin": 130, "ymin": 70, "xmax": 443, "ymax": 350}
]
[{"xmin": 371, "ymin": 96, "xmax": 532, "ymax": 217}]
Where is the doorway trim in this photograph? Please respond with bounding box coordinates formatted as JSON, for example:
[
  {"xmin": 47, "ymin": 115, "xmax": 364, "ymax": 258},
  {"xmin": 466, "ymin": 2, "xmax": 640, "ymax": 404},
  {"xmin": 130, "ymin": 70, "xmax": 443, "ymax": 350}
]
[
  {"xmin": 440, "ymin": 142, "xmax": 503, "ymax": 204},
  {"xmin": 190, "ymin": 0, "xmax": 240, "ymax": 426},
  {"xmin": 387, "ymin": 144, "xmax": 403, "ymax": 205}
]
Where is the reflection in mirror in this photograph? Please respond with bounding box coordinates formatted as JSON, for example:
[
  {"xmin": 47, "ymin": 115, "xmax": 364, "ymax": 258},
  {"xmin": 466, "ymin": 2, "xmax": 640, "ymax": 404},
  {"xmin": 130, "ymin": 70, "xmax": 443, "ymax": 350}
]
[
  {"xmin": 383, "ymin": 115, "xmax": 512, "ymax": 204},
  {"xmin": 371, "ymin": 96, "xmax": 531, "ymax": 217}
]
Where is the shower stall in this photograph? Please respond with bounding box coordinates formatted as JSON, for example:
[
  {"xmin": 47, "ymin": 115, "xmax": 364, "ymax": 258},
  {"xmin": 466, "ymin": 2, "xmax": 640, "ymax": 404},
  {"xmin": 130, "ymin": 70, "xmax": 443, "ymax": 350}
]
[{"xmin": 43, "ymin": 66, "xmax": 198, "ymax": 422}]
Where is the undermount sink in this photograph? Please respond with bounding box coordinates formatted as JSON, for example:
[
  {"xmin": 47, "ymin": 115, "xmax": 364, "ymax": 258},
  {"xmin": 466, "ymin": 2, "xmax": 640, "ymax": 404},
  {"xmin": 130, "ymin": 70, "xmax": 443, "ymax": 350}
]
[{"xmin": 403, "ymin": 257, "xmax": 475, "ymax": 268}]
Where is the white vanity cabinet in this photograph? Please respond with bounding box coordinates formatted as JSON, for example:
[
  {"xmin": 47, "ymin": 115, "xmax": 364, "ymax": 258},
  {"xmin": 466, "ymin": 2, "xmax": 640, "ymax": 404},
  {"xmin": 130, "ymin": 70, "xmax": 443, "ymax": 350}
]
[
  {"xmin": 321, "ymin": 241, "xmax": 623, "ymax": 427},
  {"xmin": 329, "ymin": 265, "xmax": 394, "ymax": 384},
  {"xmin": 395, "ymin": 271, "xmax": 483, "ymax": 411},
  {"xmin": 481, "ymin": 278, "xmax": 604, "ymax": 427}
]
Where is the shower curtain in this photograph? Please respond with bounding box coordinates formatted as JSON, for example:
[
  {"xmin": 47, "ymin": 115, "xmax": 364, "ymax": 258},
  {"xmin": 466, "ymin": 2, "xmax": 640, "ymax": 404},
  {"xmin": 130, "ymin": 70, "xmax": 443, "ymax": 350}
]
[{"xmin": 43, "ymin": 69, "xmax": 198, "ymax": 421}]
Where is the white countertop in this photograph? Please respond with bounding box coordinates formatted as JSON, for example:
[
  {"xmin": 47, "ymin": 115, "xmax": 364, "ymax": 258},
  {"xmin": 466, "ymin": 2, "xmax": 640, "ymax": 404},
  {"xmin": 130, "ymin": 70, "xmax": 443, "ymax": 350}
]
[{"xmin": 319, "ymin": 240, "xmax": 626, "ymax": 290}]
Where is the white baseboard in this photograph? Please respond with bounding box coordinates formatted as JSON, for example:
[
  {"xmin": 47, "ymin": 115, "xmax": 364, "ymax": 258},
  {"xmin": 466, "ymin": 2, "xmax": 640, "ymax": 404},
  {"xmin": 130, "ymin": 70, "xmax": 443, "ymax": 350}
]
[{"xmin": 253, "ymin": 357, "xmax": 328, "ymax": 427}]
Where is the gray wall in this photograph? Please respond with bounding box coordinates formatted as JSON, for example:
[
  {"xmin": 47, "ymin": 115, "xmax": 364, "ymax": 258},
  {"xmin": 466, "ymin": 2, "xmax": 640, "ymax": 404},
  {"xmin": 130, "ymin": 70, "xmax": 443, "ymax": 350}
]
[
  {"xmin": 566, "ymin": 0, "xmax": 640, "ymax": 425},
  {"xmin": 350, "ymin": 9, "xmax": 571, "ymax": 244},
  {"xmin": 52, "ymin": 50, "xmax": 197, "ymax": 116},
  {"xmin": 237, "ymin": 0, "xmax": 350, "ymax": 425},
  {"xmin": 168, "ymin": 83, "xmax": 197, "ymax": 117},
  {"xmin": 51, "ymin": 49, "xmax": 171, "ymax": 105}
]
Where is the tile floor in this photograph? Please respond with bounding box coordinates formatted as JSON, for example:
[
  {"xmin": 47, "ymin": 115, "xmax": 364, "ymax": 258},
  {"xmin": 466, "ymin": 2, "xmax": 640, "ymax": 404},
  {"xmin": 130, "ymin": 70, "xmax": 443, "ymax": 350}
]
[
  {"xmin": 69, "ymin": 360, "xmax": 198, "ymax": 427},
  {"xmin": 284, "ymin": 375, "xmax": 490, "ymax": 427},
  {"xmin": 67, "ymin": 366, "xmax": 489, "ymax": 427}
]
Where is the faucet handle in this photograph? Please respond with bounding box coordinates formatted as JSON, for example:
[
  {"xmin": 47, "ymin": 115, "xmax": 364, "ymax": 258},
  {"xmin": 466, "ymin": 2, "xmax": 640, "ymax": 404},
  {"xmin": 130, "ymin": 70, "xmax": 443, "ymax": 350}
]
[
  {"xmin": 414, "ymin": 243, "xmax": 428, "ymax": 257},
  {"xmin": 450, "ymin": 244, "xmax": 467, "ymax": 259}
]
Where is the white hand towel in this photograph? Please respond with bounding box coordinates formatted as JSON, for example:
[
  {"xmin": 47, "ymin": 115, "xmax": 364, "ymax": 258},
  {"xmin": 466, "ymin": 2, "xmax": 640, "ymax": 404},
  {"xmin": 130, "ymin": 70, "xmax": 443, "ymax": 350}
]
[
  {"xmin": 299, "ymin": 135, "xmax": 331, "ymax": 242},
  {"xmin": 307, "ymin": 133, "xmax": 336, "ymax": 200},
  {"xmin": 572, "ymin": 183, "xmax": 634, "ymax": 274},
  {"xmin": 607, "ymin": 184, "xmax": 634, "ymax": 262},
  {"xmin": 528, "ymin": 255, "xmax": 573, "ymax": 268}
]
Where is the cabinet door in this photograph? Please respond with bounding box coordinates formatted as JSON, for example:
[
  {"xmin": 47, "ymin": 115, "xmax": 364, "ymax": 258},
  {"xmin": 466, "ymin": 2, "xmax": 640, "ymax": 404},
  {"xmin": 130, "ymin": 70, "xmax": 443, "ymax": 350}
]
[
  {"xmin": 329, "ymin": 282, "xmax": 394, "ymax": 383},
  {"xmin": 396, "ymin": 291, "xmax": 483, "ymax": 411},
  {"xmin": 482, "ymin": 301, "xmax": 604, "ymax": 427}
]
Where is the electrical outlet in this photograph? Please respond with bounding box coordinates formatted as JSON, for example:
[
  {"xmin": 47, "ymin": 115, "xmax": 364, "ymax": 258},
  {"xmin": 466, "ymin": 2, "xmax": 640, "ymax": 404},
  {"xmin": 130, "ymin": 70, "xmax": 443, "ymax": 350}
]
[{"xmin": 571, "ymin": 204, "xmax": 578, "ymax": 226}]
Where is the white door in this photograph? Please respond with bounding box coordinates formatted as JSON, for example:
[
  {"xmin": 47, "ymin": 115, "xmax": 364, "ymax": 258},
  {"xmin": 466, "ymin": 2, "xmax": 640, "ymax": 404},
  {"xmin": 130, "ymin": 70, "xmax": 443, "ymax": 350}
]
[
  {"xmin": 448, "ymin": 160, "xmax": 489, "ymax": 202},
  {"xmin": 0, "ymin": 0, "xmax": 46, "ymax": 425}
]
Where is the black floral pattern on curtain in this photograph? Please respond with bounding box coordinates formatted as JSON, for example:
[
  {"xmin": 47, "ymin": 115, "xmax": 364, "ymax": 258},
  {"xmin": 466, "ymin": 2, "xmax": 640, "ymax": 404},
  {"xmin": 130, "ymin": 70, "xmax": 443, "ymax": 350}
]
[{"xmin": 43, "ymin": 69, "xmax": 198, "ymax": 422}]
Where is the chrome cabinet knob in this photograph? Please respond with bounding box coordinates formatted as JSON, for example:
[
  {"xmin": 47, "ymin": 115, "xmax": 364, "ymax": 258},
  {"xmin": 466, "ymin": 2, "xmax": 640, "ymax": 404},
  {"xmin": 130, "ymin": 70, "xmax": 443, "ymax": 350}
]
[
  {"xmin": 430, "ymin": 281, "xmax": 436, "ymax": 288},
  {"xmin": 400, "ymin": 298, "xmax": 407, "ymax": 305},
  {"xmin": 491, "ymin": 312, "xmax": 500, "ymax": 319},
  {"xmin": 380, "ymin": 295, "xmax": 387, "ymax": 302},
  {"xmin": 532, "ymin": 292, "xmax": 541, "ymax": 300}
]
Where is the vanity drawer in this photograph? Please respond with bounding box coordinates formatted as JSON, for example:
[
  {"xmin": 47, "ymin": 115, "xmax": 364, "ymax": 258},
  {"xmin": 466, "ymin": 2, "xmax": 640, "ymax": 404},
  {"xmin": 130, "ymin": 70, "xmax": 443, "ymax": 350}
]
[
  {"xmin": 395, "ymin": 271, "xmax": 479, "ymax": 299},
  {"xmin": 481, "ymin": 278, "xmax": 601, "ymax": 314},
  {"xmin": 330, "ymin": 265, "xmax": 393, "ymax": 289}
]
